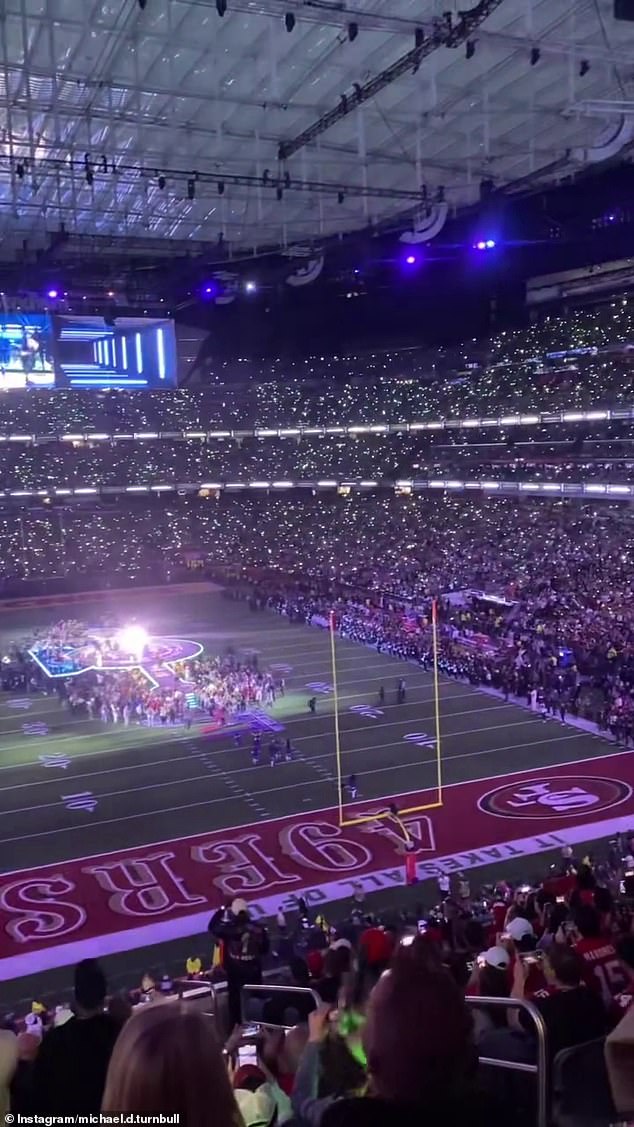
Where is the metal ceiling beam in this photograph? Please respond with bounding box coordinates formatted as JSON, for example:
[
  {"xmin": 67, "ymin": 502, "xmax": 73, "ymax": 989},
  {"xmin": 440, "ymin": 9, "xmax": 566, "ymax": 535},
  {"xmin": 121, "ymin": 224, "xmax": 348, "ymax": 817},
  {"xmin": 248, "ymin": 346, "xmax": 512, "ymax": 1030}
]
[
  {"xmin": 278, "ymin": 0, "xmax": 508, "ymax": 161},
  {"xmin": 0, "ymin": 153, "xmax": 424, "ymax": 201},
  {"xmin": 188, "ymin": 0, "xmax": 458, "ymax": 36}
]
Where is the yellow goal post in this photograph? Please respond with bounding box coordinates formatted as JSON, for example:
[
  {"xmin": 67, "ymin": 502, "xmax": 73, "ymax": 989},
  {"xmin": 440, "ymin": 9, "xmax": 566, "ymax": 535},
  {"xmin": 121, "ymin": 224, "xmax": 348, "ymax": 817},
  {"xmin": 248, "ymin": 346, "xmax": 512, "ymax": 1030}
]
[{"xmin": 330, "ymin": 600, "xmax": 444, "ymax": 829}]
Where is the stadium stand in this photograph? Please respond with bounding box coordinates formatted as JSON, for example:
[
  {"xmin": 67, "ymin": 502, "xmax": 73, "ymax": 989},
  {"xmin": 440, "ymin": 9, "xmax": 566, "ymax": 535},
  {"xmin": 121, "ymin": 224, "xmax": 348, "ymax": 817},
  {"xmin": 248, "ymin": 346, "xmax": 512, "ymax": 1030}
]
[
  {"xmin": 6, "ymin": 0, "xmax": 634, "ymax": 1117},
  {"xmin": 4, "ymin": 842, "xmax": 634, "ymax": 1127},
  {"xmin": 4, "ymin": 302, "xmax": 634, "ymax": 1124}
]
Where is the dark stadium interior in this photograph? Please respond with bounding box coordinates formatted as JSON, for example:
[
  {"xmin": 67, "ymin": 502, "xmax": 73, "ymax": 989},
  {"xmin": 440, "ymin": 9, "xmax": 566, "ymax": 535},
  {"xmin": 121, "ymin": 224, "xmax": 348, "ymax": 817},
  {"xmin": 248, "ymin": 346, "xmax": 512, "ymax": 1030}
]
[{"xmin": 3, "ymin": 2, "xmax": 634, "ymax": 1124}]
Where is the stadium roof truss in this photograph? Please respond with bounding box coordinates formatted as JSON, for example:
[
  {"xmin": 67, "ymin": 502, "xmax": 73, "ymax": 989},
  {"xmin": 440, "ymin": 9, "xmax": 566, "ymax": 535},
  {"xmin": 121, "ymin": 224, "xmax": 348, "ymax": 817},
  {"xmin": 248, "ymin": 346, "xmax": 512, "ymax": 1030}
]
[{"xmin": 1, "ymin": 0, "xmax": 634, "ymax": 259}]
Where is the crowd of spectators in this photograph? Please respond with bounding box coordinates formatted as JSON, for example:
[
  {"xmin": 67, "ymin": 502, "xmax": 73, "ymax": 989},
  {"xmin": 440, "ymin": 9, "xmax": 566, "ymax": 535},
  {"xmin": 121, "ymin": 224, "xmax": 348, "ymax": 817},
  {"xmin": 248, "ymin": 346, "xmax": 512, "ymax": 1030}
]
[
  {"xmin": 1, "ymin": 420, "xmax": 634, "ymax": 490},
  {"xmin": 4, "ymin": 841, "xmax": 634, "ymax": 1125},
  {"xmin": 0, "ymin": 300, "xmax": 628, "ymax": 500},
  {"xmin": 4, "ymin": 299, "xmax": 634, "ymax": 1121},
  {"xmin": 0, "ymin": 299, "xmax": 632, "ymax": 439},
  {"xmin": 4, "ymin": 482, "xmax": 634, "ymax": 738},
  {"xmin": 0, "ymin": 492, "xmax": 630, "ymax": 593},
  {"xmin": 2, "ymin": 477, "xmax": 634, "ymax": 733},
  {"xmin": 211, "ymin": 490, "xmax": 634, "ymax": 741}
]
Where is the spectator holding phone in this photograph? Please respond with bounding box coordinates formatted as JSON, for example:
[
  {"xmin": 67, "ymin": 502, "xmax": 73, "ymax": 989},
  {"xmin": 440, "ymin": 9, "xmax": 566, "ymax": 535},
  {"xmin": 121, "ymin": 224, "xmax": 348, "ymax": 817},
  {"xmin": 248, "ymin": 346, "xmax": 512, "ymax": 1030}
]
[
  {"xmin": 466, "ymin": 946, "xmax": 536, "ymax": 1067},
  {"xmin": 511, "ymin": 945, "xmax": 607, "ymax": 1060},
  {"xmin": 536, "ymin": 903, "xmax": 570, "ymax": 954},
  {"xmin": 313, "ymin": 937, "xmax": 495, "ymax": 1127},
  {"xmin": 466, "ymin": 947, "xmax": 511, "ymax": 1039},
  {"xmin": 291, "ymin": 1005, "xmax": 366, "ymax": 1127}
]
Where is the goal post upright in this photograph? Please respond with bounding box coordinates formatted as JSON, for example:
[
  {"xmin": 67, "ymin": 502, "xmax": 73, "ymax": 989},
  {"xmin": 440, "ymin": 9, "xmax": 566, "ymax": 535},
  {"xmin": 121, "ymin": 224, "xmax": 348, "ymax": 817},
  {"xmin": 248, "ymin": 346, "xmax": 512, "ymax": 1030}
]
[
  {"xmin": 329, "ymin": 609, "xmax": 345, "ymax": 826},
  {"xmin": 335, "ymin": 598, "xmax": 444, "ymax": 828}
]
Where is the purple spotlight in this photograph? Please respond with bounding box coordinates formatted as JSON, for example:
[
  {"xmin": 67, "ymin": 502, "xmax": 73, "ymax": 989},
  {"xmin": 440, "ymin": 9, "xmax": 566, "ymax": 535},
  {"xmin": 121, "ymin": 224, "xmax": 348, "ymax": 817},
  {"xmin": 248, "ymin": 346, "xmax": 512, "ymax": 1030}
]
[
  {"xmin": 202, "ymin": 281, "xmax": 218, "ymax": 299},
  {"xmin": 475, "ymin": 240, "xmax": 486, "ymax": 251},
  {"xmin": 47, "ymin": 288, "xmax": 59, "ymax": 299},
  {"xmin": 485, "ymin": 238, "xmax": 496, "ymax": 249},
  {"xmin": 405, "ymin": 254, "xmax": 417, "ymax": 265}
]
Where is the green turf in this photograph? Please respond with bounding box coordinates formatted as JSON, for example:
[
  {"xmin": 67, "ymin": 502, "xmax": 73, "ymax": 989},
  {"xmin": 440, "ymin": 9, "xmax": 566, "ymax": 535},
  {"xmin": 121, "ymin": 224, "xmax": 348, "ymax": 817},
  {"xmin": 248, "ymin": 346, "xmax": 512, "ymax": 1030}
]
[{"xmin": 0, "ymin": 590, "xmax": 616, "ymax": 873}]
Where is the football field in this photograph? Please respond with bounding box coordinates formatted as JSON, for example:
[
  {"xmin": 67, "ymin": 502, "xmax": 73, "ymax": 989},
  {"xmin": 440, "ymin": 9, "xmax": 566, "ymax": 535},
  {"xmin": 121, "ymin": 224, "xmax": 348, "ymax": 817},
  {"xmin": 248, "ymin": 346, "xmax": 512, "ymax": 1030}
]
[{"xmin": 2, "ymin": 587, "xmax": 634, "ymax": 997}]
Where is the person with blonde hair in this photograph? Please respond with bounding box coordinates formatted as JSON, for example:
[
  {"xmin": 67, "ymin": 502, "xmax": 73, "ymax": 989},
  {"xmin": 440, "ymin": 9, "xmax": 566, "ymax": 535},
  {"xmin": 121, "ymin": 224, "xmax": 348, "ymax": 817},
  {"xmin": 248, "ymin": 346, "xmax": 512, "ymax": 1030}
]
[{"xmin": 102, "ymin": 1004, "xmax": 243, "ymax": 1127}]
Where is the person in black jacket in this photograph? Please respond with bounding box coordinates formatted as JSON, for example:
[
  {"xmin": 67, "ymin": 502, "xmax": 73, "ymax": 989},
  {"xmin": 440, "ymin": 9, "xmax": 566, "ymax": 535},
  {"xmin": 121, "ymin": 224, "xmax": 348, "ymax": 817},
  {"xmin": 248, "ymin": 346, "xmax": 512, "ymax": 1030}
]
[
  {"xmin": 208, "ymin": 898, "xmax": 270, "ymax": 1027},
  {"xmin": 31, "ymin": 959, "xmax": 120, "ymax": 1114}
]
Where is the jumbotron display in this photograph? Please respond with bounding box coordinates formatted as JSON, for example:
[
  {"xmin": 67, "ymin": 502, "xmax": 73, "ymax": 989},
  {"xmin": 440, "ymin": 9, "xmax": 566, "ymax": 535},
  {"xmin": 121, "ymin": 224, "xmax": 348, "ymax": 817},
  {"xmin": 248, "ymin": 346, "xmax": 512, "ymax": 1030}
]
[
  {"xmin": 0, "ymin": 312, "xmax": 177, "ymax": 390},
  {"xmin": 0, "ymin": 313, "xmax": 55, "ymax": 390},
  {"xmin": 54, "ymin": 315, "xmax": 177, "ymax": 389}
]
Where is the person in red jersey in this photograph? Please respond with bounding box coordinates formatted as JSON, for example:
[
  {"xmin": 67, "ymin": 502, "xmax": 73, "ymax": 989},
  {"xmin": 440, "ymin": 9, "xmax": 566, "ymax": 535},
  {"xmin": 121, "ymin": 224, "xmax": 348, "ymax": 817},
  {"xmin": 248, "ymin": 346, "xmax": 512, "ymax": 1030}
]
[
  {"xmin": 572, "ymin": 905, "xmax": 634, "ymax": 1009},
  {"xmin": 358, "ymin": 919, "xmax": 395, "ymax": 974}
]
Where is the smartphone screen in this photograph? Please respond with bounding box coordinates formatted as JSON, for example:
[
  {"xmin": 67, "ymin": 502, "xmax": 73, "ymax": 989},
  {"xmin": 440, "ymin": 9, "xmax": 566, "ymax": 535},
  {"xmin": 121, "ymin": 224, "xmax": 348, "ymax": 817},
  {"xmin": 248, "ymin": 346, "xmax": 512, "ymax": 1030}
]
[{"xmin": 238, "ymin": 1043, "xmax": 258, "ymax": 1067}]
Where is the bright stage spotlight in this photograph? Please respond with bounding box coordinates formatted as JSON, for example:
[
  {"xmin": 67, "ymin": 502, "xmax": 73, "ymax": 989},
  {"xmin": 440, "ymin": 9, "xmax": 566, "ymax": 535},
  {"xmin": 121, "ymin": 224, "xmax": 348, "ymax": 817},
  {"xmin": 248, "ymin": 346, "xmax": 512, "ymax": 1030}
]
[{"xmin": 117, "ymin": 625, "xmax": 149, "ymax": 662}]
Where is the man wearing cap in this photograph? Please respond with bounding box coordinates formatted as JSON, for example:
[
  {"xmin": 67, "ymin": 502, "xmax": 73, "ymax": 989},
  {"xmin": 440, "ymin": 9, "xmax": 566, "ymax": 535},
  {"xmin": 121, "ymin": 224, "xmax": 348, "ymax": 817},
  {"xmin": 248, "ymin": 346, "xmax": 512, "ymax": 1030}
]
[
  {"xmin": 209, "ymin": 899, "xmax": 270, "ymax": 1028},
  {"xmin": 467, "ymin": 945, "xmax": 537, "ymax": 1065},
  {"xmin": 467, "ymin": 946, "xmax": 511, "ymax": 1041},
  {"xmin": 504, "ymin": 915, "xmax": 536, "ymax": 950}
]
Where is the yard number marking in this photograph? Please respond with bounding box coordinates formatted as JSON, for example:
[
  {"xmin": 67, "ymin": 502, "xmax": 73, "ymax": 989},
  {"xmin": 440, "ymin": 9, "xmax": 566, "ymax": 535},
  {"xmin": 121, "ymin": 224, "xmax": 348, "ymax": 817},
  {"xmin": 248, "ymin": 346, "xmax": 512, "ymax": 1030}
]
[{"xmin": 62, "ymin": 791, "xmax": 98, "ymax": 813}]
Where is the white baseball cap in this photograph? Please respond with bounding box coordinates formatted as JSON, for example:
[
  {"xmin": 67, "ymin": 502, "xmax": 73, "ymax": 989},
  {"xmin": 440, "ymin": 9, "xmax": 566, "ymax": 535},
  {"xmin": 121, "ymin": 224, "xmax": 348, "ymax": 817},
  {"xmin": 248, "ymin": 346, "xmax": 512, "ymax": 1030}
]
[
  {"xmin": 231, "ymin": 898, "xmax": 249, "ymax": 916},
  {"xmin": 506, "ymin": 917, "xmax": 535, "ymax": 942},
  {"xmin": 479, "ymin": 946, "xmax": 511, "ymax": 970}
]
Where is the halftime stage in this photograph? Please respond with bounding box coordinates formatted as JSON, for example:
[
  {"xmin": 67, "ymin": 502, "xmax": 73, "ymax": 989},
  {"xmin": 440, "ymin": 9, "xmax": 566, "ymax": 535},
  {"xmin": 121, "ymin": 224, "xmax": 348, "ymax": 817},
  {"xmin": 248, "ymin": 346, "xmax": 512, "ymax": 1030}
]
[{"xmin": 29, "ymin": 630, "xmax": 203, "ymax": 693}]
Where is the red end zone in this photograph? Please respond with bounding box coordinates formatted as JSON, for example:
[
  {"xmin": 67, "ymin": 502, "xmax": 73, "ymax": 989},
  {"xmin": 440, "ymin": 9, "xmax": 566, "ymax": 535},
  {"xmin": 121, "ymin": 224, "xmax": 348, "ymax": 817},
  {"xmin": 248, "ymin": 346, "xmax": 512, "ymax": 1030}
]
[{"xmin": 2, "ymin": 750, "xmax": 634, "ymax": 980}]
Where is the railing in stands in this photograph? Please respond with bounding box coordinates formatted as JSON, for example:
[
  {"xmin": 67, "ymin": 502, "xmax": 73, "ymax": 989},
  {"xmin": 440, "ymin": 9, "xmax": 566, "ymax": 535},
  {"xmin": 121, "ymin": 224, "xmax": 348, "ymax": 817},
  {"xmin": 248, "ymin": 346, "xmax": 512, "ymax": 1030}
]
[
  {"xmin": 238, "ymin": 987, "xmax": 549, "ymax": 1127},
  {"xmin": 131, "ymin": 980, "xmax": 217, "ymax": 1026},
  {"xmin": 240, "ymin": 983, "xmax": 321, "ymax": 1028},
  {"xmin": 467, "ymin": 996, "xmax": 548, "ymax": 1127}
]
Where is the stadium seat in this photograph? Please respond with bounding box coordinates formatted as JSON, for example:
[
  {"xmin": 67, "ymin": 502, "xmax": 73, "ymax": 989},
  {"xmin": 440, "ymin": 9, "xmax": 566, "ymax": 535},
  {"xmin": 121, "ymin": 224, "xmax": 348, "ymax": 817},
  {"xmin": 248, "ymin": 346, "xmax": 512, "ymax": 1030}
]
[{"xmin": 550, "ymin": 1037, "xmax": 617, "ymax": 1127}]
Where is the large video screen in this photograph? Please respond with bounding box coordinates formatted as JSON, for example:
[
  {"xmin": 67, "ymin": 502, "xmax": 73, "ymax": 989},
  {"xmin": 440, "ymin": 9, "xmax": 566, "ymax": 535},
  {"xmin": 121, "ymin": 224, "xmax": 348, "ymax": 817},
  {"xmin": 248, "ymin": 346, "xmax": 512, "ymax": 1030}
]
[
  {"xmin": 54, "ymin": 316, "xmax": 177, "ymax": 389},
  {"xmin": 0, "ymin": 313, "xmax": 178, "ymax": 391},
  {"xmin": 0, "ymin": 313, "xmax": 55, "ymax": 390}
]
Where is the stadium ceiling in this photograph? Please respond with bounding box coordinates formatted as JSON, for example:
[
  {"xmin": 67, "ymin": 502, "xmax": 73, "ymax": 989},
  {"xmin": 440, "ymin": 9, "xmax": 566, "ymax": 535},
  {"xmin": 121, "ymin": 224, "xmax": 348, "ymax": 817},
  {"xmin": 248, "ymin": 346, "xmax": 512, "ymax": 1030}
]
[{"xmin": 1, "ymin": 0, "xmax": 634, "ymax": 262}]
